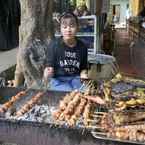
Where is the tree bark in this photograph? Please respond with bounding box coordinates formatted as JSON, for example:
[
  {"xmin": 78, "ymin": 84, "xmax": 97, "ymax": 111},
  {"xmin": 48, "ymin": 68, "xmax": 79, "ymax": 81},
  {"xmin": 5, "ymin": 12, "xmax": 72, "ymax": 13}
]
[
  {"xmin": 15, "ymin": 0, "xmax": 54, "ymax": 87},
  {"xmin": 19, "ymin": 0, "xmax": 54, "ymax": 47}
]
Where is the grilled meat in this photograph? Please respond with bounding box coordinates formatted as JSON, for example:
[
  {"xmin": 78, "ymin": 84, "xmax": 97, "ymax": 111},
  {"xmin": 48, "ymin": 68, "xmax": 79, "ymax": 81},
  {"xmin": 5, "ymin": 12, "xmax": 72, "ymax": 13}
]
[
  {"xmin": 68, "ymin": 98, "xmax": 87, "ymax": 126},
  {"xmin": 0, "ymin": 91, "xmax": 26, "ymax": 113},
  {"xmin": 112, "ymin": 111, "xmax": 145, "ymax": 125},
  {"xmin": 83, "ymin": 102, "xmax": 91, "ymax": 126},
  {"xmin": 115, "ymin": 98, "xmax": 145, "ymax": 111},
  {"xmin": 16, "ymin": 92, "xmax": 44, "ymax": 117},
  {"xmin": 108, "ymin": 124, "xmax": 145, "ymax": 142}
]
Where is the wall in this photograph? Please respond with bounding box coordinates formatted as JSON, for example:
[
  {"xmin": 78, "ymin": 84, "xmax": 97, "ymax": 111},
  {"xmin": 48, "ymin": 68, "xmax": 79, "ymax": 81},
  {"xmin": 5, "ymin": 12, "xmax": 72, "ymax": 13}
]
[{"xmin": 110, "ymin": 0, "xmax": 129, "ymax": 25}]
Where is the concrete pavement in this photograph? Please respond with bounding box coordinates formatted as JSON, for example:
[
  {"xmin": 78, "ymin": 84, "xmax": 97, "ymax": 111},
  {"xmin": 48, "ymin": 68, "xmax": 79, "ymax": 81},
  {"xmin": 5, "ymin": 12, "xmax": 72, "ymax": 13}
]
[{"xmin": 0, "ymin": 48, "xmax": 17, "ymax": 73}]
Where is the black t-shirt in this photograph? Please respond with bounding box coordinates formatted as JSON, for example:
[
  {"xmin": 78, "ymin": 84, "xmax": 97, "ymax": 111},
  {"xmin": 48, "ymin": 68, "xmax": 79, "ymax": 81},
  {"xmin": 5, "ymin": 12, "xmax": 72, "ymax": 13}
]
[{"xmin": 46, "ymin": 37, "xmax": 88, "ymax": 77}]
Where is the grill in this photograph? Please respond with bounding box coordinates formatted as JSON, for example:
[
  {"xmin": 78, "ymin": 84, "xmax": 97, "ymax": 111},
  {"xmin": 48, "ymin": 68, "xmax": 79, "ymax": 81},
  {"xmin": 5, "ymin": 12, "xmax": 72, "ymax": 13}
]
[{"xmin": 0, "ymin": 87, "xmax": 141, "ymax": 145}]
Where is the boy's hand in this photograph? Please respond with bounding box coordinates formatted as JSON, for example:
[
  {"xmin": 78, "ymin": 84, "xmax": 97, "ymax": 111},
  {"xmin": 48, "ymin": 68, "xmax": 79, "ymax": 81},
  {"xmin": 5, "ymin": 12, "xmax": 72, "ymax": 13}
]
[
  {"xmin": 80, "ymin": 69, "xmax": 88, "ymax": 80},
  {"xmin": 43, "ymin": 67, "xmax": 54, "ymax": 81}
]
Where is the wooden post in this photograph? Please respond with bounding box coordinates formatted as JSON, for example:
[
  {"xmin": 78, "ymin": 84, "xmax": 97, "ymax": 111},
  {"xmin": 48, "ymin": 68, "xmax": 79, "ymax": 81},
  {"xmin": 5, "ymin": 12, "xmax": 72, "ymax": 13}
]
[{"xmin": 95, "ymin": 0, "xmax": 102, "ymax": 16}]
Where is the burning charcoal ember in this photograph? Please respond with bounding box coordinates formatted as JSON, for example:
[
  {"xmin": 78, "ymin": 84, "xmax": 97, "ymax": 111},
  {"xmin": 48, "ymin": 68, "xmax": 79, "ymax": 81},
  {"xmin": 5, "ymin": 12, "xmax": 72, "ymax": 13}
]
[
  {"xmin": 15, "ymin": 92, "xmax": 44, "ymax": 117},
  {"xmin": 0, "ymin": 91, "xmax": 26, "ymax": 113}
]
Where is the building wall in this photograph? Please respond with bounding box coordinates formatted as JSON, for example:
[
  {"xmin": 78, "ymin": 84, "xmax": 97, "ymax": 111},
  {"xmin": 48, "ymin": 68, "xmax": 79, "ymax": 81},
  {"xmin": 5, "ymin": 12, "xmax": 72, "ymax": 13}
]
[
  {"xmin": 130, "ymin": 0, "xmax": 145, "ymax": 16},
  {"xmin": 130, "ymin": 0, "xmax": 140, "ymax": 16},
  {"xmin": 110, "ymin": 0, "xmax": 129, "ymax": 24}
]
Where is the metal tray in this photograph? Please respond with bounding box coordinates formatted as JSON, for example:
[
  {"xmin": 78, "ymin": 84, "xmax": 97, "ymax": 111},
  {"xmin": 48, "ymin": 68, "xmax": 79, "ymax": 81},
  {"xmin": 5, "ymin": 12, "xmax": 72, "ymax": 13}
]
[{"xmin": 91, "ymin": 132, "xmax": 145, "ymax": 145}]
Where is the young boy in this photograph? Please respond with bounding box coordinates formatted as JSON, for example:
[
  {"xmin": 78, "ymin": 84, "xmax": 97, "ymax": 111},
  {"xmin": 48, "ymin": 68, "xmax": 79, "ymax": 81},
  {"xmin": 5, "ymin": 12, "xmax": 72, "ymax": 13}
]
[{"xmin": 44, "ymin": 12, "xmax": 88, "ymax": 91}]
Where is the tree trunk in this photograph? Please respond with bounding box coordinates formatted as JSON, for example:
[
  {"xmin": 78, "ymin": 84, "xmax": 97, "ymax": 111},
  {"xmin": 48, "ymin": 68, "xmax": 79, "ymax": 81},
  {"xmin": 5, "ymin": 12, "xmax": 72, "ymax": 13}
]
[
  {"xmin": 15, "ymin": 0, "xmax": 54, "ymax": 87},
  {"xmin": 19, "ymin": 0, "xmax": 54, "ymax": 47}
]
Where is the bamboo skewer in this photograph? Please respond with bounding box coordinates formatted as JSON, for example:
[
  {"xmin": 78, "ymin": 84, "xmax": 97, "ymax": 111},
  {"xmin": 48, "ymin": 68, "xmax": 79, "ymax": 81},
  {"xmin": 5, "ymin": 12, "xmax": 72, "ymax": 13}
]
[{"xmin": 86, "ymin": 125, "xmax": 103, "ymax": 130}]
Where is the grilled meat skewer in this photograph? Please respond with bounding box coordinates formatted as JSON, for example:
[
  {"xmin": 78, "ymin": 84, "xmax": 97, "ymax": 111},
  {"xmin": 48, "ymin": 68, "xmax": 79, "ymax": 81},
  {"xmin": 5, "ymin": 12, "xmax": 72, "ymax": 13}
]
[
  {"xmin": 108, "ymin": 124, "xmax": 145, "ymax": 142},
  {"xmin": 16, "ymin": 92, "xmax": 44, "ymax": 117},
  {"xmin": 0, "ymin": 91, "xmax": 26, "ymax": 113},
  {"xmin": 59, "ymin": 90, "xmax": 78, "ymax": 111},
  {"xmin": 68, "ymin": 98, "xmax": 87, "ymax": 126},
  {"xmin": 58, "ymin": 93, "xmax": 81, "ymax": 121},
  {"xmin": 63, "ymin": 93, "xmax": 81, "ymax": 116},
  {"xmin": 52, "ymin": 91, "xmax": 79, "ymax": 120},
  {"xmin": 83, "ymin": 102, "xmax": 91, "ymax": 126}
]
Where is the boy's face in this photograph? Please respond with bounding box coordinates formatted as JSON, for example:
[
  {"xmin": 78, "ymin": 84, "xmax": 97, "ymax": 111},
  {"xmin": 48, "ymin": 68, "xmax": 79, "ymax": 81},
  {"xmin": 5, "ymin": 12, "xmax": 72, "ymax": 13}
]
[{"xmin": 60, "ymin": 17, "xmax": 78, "ymax": 40}]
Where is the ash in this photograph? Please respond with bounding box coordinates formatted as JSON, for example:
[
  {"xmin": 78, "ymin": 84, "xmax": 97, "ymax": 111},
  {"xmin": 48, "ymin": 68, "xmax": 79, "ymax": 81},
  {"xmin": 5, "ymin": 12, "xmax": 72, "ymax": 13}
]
[
  {"xmin": 7, "ymin": 105, "xmax": 57, "ymax": 123},
  {"xmin": 5, "ymin": 104, "xmax": 84, "ymax": 128}
]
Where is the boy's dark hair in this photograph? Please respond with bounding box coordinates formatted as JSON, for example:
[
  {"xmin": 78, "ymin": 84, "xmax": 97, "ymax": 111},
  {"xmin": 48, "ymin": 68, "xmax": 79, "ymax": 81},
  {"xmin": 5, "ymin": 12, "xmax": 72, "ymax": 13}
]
[{"xmin": 59, "ymin": 12, "xmax": 78, "ymax": 25}]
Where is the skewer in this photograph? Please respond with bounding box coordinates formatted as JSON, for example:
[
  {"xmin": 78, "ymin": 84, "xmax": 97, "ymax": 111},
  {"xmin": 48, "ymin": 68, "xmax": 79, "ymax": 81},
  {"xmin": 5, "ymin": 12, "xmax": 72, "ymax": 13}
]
[
  {"xmin": 0, "ymin": 91, "xmax": 26, "ymax": 113},
  {"xmin": 89, "ymin": 115, "xmax": 103, "ymax": 120},
  {"xmin": 94, "ymin": 113, "xmax": 106, "ymax": 116},
  {"xmin": 92, "ymin": 131, "xmax": 107, "ymax": 136},
  {"xmin": 94, "ymin": 112, "xmax": 107, "ymax": 115},
  {"xmin": 86, "ymin": 125, "xmax": 103, "ymax": 129},
  {"xmin": 85, "ymin": 80, "xmax": 93, "ymax": 89},
  {"xmin": 79, "ymin": 83, "xmax": 86, "ymax": 91},
  {"xmin": 15, "ymin": 92, "xmax": 44, "ymax": 117},
  {"xmin": 81, "ymin": 128, "xmax": 86, "ymax": 135},
  {"xmin": 79, "ymin": 80, "xmax": 92, "ymax": 92},
  {"xmin": 87, "ymin": 119, "xmax": 100, "ymax": 123}
]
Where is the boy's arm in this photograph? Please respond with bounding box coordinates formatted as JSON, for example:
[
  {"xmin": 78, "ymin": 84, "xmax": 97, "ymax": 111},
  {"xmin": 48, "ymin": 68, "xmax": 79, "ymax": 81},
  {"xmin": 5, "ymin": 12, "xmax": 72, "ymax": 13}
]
[{"xmin": 14, "ymin": 53, "xmax": 24, "ymax": 87}]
